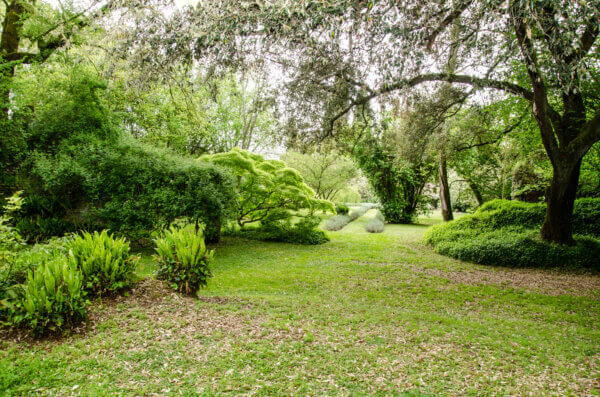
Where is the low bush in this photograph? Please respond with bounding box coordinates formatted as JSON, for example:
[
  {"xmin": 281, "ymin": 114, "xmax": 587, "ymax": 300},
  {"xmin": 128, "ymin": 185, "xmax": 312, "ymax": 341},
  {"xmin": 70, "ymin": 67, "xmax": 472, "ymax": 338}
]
[
  {"xmin": 19, "ymin": 256, "xmax": 88, "ymax": 336},
  {"xmin": 324, "ymin": 215, "xmax": 351, "ymax": 231},
  {"xmin": 424, "ymin": 198, "xmax": 600, "ymax": 269},
  {"xmin": 375, "ymin": 210, "xmax": 385, "ymax": 222},
  {"xmin": 68, "ymin": 231, "xmax": 137, "ymax": 296},
  {"xmin": 154, "ymin": 224, "xmax": 214, "ymax": 296},
  {"xmin": 230, "ymin": 213, "xmax": 329, "ymax": 245},
  {"xmin": 335, "ymin": 204, "xmax": 349, "ymax": 215},
  {"xmin": 365, "ymin": 218, "xmax": 384, "ymax": 233},
  {"xmin": 348, "ymin": 205, "xmax": 371, "ymax": 221}
]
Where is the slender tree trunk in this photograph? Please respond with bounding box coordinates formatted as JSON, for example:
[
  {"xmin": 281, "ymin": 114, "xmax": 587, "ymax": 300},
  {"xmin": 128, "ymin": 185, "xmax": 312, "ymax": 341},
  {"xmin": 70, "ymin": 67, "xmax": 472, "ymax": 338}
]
[
  {"xmin": 540, "ymin": 159, "xmax": 581, "ymax": 245},
  {"xmin": 438, "ymin": 153, "xmax": 453, "ymax": 221},
  {"xmin": 466, "ymin": 179, "xmax": 484, "ymax": 206}
]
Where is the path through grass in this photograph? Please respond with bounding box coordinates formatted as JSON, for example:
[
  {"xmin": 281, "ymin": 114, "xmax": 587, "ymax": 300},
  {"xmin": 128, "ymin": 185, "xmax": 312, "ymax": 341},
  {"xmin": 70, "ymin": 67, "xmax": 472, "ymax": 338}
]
[{"xmin": 1, "ymin": 212, "xmax": 599, "ymax": 395}]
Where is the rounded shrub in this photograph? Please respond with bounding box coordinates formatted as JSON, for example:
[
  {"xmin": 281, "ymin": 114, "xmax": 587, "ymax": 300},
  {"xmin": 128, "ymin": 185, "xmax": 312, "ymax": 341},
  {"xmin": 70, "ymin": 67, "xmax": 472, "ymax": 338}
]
[
  {"xmin": 335, "ymin": 204, "xmax": 349, "ymax": 215},
  {"xmin": 365, "ymin": 218, "xmax": 384, "ymax": 233},
  {"xmin": 154, "ymin": 224, "xmax": 213, "ymax": 296},
  {"xmin": 424, "ymin": 198, "xmax": 600, "ymax": 269},
  {"xmin": 68, "ymin": 230, "xmax": 138, "ymax": 296}
]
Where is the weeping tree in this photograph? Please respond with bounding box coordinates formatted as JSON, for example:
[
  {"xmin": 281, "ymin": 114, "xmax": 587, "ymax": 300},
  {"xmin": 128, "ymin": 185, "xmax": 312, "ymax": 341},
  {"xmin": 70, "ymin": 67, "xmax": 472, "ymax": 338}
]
[
  {"xmin": 200, "ymin": 148, "xmax": 334, "ymax": 227},
  {"xmin": 158, "ymin": 0, "xmax": 600, "ymax": 245}
]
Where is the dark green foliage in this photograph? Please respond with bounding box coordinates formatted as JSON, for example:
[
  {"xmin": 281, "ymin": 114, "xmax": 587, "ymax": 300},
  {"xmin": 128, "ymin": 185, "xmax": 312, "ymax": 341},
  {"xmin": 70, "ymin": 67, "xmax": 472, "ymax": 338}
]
[
  {"xmin": 68, "ymin": 231, "xmax": 138, "ymax": 296},
  {"xmin": 355, "ymin": 143, "xmax": 429, "ymax": 224},
  {"xmin": 228, "ymin": 211, "xmax": 329, "ymax": 245},
  {"xmin": 572, "ymin": 198, "xmax": 600, "ymax": 238},
  {"xmin": 425, "ymin": 198, "xmax": 600, "ymax": 269},
  {"xmin": 335, "ymin": 204, "xmax": 349, "ymax": 215},
  {"xmin": 154, "ymin": 224, "xmax": 213, "ymax": 296},
  {"xmin": 13, "ymin": 76, "xmax": 235, "ymax": 242}
]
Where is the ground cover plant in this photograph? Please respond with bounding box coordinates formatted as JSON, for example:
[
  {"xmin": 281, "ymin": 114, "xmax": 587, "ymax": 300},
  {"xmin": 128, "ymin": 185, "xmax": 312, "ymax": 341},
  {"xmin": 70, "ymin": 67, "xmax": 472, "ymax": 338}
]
[
  {"xmin": 425, "ymin": 199, "xmax": 600, "ymax": 269},
  {"xmin": 1, "ymin": 211, "xmax": 598, "ymax": 395}
]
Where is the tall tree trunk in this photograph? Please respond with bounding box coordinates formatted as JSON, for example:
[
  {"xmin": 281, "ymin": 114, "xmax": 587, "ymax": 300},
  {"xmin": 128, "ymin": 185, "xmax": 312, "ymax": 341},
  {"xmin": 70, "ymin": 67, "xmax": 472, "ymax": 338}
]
[
  {"xmin": 540, "ymin": 158, "xmax": 581, "ymax": 245},
  {"xmin": 0, "ymin": 1, "xmax": 25, "ymax": 119},
  {"xmin": 438, "ymin": 153, "xmax": 453, "ymax": 221}
]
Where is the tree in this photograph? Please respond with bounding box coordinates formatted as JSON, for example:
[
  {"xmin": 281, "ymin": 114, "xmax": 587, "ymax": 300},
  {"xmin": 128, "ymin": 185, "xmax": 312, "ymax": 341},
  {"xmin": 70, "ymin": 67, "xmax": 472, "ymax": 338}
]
[
  {"xmin": 178, "ymin": 0, "xmax": 600, "ymax": 245},
  {"xmin": 200, "ymin": 148, "xmax": 333, "ymax": 227},
  {"xmin": 281, "ymin": 151, "xmax": 358, "ymax": 201}
]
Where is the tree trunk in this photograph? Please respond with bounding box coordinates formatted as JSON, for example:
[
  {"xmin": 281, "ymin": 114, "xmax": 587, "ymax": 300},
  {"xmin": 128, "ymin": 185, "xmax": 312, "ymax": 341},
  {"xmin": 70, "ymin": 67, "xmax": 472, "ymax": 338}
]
[
  {"xmin": 438, "ymin": 153, "xmax": 453, "ymax": 221},
  {"xmin": 0, "ymin": 1, "xmax": 26, "ymax": 119},
  {"xmin": 466, "ymin": 179, "xmax": 484, "ymax": 206},
  {"xmin": 540, "ymin": 159, "xmax": 581, "ymax": 245}
]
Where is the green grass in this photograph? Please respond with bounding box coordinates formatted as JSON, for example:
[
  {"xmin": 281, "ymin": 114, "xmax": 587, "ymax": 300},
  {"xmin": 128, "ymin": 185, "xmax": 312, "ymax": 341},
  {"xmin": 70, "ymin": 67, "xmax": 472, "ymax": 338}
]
[{"xmin": 1, "ymin": 212, "xmax": 599, "ymax": 395}]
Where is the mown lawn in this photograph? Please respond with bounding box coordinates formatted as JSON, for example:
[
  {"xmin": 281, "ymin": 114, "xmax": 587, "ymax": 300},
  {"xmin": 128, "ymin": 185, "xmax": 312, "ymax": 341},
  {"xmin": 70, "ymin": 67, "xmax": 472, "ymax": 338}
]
[{"xmin": 1, "ymin": 211, "xmax": 599, "ymax": 395}]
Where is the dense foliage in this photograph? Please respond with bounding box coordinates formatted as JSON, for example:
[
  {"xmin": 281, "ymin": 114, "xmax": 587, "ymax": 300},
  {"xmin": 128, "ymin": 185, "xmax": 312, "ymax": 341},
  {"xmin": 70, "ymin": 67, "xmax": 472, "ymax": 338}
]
[
  {"xmin": 227, "ymin": 210, "xmax": 329, "ymax": 245},
  {"xmin": 9, "ymin": 75, "xmax": 235, "ymax": 243},
  {"xmin": 68, "ymin": 231, "xmax": 138, "ymax": 296},
  {"xmin": 154, "ymin": 224, "xmax": 214, "ymax": 296},
  {"xmin": 200, "ymin": 148, "xmax": 333, "ymax": 227},
  {"xmin": 425, "ymin": 199, "xmax": 600, "ymax": 269}
]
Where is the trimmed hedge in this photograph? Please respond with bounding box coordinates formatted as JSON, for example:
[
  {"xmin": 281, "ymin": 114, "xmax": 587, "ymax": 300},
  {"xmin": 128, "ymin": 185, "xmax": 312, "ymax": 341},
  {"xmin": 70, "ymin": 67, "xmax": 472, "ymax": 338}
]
[{"xmin": 424, "ymin": 198, "xmax": 600, "ymax": 270}]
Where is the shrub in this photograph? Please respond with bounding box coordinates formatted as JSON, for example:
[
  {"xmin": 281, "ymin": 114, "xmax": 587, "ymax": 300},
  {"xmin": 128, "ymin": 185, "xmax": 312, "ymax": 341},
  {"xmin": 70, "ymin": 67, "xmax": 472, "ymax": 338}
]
[
  {"xmin": 335, "ymin": 204, "xmax": 349, "ymax": 215},
  {"xmin": 348, "ymin": 205, "xmax": 371, "ymax": 221},
  {"xmin": 68, "ymin": 230, "xmax": 137, "ymax": 295},
  {"xmin": 573, "ymin": 198, "xmax": 600, "ymax": 238},
  {"xmin": 154, "ymin": 224, "xmax": 214, "ymax": 296},
  {"xmin": 19, "ymin": 256, "xmax": 88, "ymax": 336},
  {"xmin": 230, "ymin": 213, "xmax": 329, "ymax": 245},
  {"xmin": 324, "ymin": 215, "xmax": 351, "ymax": 231},
  {"xmin": 375, "ymin": 210, "xmax": 385, "ymax": 222},
  {"xmin": 365, "ymin": 219, "xmax": 385, "ymax": 233},
  {"xmin": 424, "ymin": 198, "xmax": 600, "ymax": 269}
]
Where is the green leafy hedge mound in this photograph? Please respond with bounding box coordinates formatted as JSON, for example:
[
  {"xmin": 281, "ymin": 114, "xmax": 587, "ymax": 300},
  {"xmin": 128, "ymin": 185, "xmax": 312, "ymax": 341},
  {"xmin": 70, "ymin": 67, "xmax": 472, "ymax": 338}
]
[{"xmin": 424, "ymin": 199, "xmax": 600, "ymax": 270}]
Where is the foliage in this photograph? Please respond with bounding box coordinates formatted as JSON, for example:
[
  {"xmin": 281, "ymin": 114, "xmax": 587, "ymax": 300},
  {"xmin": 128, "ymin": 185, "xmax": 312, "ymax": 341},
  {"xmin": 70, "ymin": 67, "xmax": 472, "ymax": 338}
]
[
  {"xmin": 19, "ymin": 256, "xmax": 88, "ymax": 336},
  {"xmin": 68, "ymin": 231, "xmax": 138, "ymax": 296},
  {"xmin": 154, "ymin": 224, "xmax": 214, "ymax": 296},
  {"xmin": 324, "ymin": 215, "xmax": 351, "ymax": 232},
  {"xmin": 347, "ymin": 205, "xmax": 372, "ymax": 222},
  {"xmin": 364, "ymin": 219, "xmax": 384, "ymax": 234},
  {"xmin": 282, "ymin": 151, "xmax": 359, "ymax": 201},
  {"xmin": 200, "ymin": 148, "xmax": 334, "ymax": 227},
  {"xmin": 228, "ymin": 210, "xmax": 329, "ymax": 245},
  {"xmin": 335, "ymin": 204, "xmax": 349, "ymax": 215},
  {"xmin": 353, "ymin": 119, "xmax": 435, "ymax": 224},
  {"xmin": 425, "ymin": 199, "xmax": 600, "ymax": 268},
  {"xmin": 12, "ymin": 74, "xmax": 235, "ymax": 242}
]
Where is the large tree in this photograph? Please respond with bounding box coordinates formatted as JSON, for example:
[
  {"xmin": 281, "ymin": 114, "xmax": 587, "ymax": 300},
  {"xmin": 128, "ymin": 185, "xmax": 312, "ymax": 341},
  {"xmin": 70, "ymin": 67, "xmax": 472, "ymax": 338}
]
[{"xmin": 171, "ymin": 0, "xmax": 600, "ymax": 245}]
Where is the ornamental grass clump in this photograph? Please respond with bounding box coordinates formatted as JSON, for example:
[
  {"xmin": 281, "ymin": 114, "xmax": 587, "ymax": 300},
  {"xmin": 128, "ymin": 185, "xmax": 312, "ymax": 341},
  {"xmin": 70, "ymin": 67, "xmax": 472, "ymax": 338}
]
[
  {"xmin": 154, "ymin": 224, "xmax": 213, "ymax": 296},
  {"xmin": 68, "ymin": 230, "xmax": 137, "ymax": 296},
  {"xmin": 365, "ymin": 218, "xmax": 385, "ymax": 233}
]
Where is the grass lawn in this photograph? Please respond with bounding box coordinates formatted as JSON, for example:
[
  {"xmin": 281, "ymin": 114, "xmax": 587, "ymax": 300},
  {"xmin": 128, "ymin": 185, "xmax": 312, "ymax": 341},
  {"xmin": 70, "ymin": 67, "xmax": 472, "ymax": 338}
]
[{"xmin": 1, "ymin": 212, "xmax": 599, "ymax": 395}]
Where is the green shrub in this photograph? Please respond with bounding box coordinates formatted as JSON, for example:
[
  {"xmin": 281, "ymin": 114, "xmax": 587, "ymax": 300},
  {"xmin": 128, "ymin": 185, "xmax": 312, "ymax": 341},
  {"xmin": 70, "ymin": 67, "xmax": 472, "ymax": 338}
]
[
  {"xmin": 365, "ymin": 218, "xmax": 384, "ymax": 233},
  {"xmin": 335, "ymin": 204, "xmax": 349, "ymax": 215},
  {"xmin": 19, "ymin": 256, "xmax": 88, "ymax": 336},
  {"xmin": 324, "ymin": 215, "xmax": 351, "ymax": 231},
  {"xmin": 154, "ymin": 224, "xmax": 214, "ymax": 296},
  {"xmin": 68, "ymin": 230, "xmax": 137, "ymax": 296},
  {"xmin": 573, "ymin": 198, "xmax": 600, "ymax": 238},
  {"xmin": 424, "ymin": 198, "xmax": 600, "ymax": 269},
  {"xmin": 348, "ymin": 205, "xmax": 372, "ymax": 221},
  {"xmin": 230, "ymin": 214, "xmax": 330, "ymax": 245},
  {"xmin": 375, "ymin": 210, "xmax": 385, "ymax": 222}
]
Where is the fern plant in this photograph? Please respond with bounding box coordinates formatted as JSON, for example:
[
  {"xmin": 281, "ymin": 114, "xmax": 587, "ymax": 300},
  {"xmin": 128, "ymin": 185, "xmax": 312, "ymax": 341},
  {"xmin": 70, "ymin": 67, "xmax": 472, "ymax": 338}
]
[
  {"xmin": 154, "ymin": 224, "xmax": 213, "ymax": 296},
  {"xmin": 20, "ymin": 256, "xmax": 88, "ymax": 336},
  {"xmin": 68, "ymin": 230, "xmax": 137, "ymax": 295}
]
